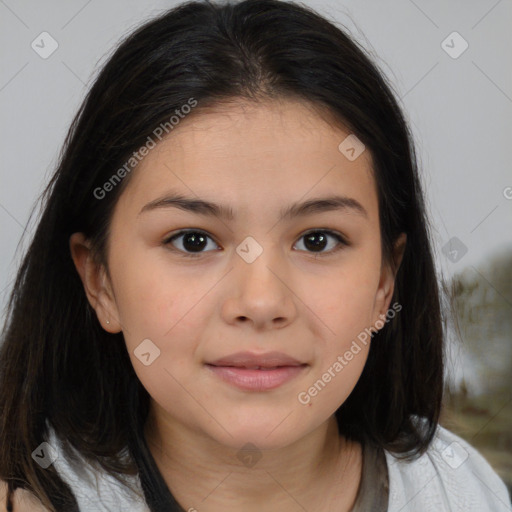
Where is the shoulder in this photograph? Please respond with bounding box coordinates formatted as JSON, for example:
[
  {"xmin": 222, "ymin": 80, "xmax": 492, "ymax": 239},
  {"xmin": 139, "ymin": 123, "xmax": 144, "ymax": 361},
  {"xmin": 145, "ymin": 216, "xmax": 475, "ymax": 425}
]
[
  {"xmin": 0, "ymin": 480, "xmax": 50, "ymax": 512},
  {"xmin": 384, "ymin": 423, "xmax": 511, "ymax": 511},
  {"xmin": 46, "ymin": 425, "xmax": 149, "ymax": 511}
]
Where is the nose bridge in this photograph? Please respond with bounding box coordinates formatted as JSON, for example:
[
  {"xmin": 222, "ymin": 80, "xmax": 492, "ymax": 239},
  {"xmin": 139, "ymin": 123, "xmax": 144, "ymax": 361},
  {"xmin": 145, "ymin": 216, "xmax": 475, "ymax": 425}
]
[
  {"xmin": 224, "ymin": 233, "xmax": 296, "ymax": 326},
  {"xmin": 234, "ymin": 234, "xmax": 284, "ymax": 293}
]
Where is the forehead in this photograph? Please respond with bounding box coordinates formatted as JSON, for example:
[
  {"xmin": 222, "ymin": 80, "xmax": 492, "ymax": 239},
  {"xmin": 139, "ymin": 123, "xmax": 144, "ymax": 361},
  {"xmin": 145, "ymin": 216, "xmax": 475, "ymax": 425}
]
[{"xmin": 116, "ymin": 99, "xmax": 378, "ymax": 222}]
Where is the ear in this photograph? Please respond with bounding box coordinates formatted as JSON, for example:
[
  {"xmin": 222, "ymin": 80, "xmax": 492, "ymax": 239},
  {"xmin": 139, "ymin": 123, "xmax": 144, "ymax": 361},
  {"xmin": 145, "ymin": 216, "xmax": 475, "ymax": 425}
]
[
  {"xmin": 69, "ymin": 232, "xmax": 122, "ymax": 333},
  {"xmin": 371, "ymin": 232, "xmax": 407, "ymax": 328}
]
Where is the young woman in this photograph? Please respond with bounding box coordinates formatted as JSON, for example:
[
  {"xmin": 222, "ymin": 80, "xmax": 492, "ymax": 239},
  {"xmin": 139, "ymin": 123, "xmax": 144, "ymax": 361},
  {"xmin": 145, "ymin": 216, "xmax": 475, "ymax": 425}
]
[{"xmin": 0, "ymin": 1, "xmax": 509, "ymax": 511}]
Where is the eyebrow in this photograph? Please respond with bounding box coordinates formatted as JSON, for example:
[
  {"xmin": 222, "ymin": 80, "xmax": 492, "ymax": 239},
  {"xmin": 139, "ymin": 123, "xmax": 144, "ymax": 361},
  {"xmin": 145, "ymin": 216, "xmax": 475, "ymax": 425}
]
[{"xmin": 138, "ymin": 191, "xmax": 368, "ymax": 220}]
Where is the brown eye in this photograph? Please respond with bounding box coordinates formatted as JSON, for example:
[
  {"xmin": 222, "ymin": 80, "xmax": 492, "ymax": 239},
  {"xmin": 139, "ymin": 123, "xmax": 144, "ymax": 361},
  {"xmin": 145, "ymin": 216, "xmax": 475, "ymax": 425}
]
[
  {"xmin": 294, "ymin": 230, "xmax": 348, "ymax": 255},
  {"xmin": 164, "ymin": 230, "xmax": 220, "ymax": 256}
]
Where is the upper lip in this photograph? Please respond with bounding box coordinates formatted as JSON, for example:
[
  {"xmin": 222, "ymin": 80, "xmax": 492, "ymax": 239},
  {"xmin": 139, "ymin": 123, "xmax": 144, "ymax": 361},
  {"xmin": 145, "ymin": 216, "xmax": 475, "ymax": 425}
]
[{"xmin": 207, "ymin": 351, "xmax": 305, "ymax": 368}]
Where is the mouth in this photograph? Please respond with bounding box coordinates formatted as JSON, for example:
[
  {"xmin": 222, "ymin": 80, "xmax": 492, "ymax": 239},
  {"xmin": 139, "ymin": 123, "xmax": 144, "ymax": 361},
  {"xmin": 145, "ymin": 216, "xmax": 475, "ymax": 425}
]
[
  {"xmin": 205, "ymin": 351, "xmax": 308, "ymax": 391},
  {"xmin": 215, "ymin": 365, "xmax": 295, "ymax": 370}
]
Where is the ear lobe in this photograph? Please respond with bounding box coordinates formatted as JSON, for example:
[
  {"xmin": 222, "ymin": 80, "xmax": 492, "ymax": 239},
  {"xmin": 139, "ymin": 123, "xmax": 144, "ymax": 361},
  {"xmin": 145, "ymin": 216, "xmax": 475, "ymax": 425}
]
[{"xmin": 69, "ymin": 232, "xmax": 122, "ymax": 333}]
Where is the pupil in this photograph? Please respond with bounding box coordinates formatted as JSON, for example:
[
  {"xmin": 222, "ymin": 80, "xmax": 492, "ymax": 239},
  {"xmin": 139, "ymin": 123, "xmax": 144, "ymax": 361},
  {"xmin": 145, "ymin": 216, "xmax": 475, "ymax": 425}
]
[
  {"xmin": 184, "ymin": 232, "xmax": 207, "ymax": 252},
  {"xmin": 305, "ymin": 232, "xmax": 327, "ymax": 251}
]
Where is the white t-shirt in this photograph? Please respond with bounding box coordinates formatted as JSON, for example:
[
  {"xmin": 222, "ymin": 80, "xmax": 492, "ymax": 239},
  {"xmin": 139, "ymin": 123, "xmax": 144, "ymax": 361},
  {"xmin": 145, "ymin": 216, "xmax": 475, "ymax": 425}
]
[
  {"xmin": 47, "ymin": 423, "xmax": 511, "ymax": 511},
  {"xmin": 384, "ymin": 425, "xmax": 511, "ymax": 511}
]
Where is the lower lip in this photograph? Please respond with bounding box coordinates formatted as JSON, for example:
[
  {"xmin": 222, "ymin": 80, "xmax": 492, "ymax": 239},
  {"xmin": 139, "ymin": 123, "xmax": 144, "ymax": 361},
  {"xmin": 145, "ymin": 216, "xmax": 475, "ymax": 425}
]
[{"xmin": 205, "ymin": 364, "xmax": 307, "ymax": 391}]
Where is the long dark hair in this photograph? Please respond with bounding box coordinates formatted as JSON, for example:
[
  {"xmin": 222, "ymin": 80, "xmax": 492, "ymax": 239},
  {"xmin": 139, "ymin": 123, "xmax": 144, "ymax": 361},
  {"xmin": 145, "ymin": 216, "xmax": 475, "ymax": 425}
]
[{"xmin": 0, "ymin": 0, "xmax": 445, "ymax": 510}]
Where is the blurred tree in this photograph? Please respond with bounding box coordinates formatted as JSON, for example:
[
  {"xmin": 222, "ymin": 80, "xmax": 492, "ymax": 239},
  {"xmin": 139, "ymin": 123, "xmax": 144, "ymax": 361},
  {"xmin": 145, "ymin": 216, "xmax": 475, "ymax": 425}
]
[
  {"xmin": 441, "ymin": 249, "xmax": 512, "ymax": 494},
  {"xmin": 449, "ymin": 249, "xmax": 512, "ymax": 394}
]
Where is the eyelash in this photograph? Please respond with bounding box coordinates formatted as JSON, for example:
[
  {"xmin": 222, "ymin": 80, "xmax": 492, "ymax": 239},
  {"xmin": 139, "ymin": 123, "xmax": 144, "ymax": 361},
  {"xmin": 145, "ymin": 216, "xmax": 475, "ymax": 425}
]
[{"xmin": 162, "ymin": 229, "xmax": 349, "ymax": 258}]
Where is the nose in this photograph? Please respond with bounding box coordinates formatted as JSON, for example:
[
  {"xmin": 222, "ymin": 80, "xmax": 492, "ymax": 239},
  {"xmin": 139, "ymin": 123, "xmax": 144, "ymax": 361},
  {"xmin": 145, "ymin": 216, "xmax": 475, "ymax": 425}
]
[{"xmin": 220, "ymin": 245, "xmax": 298, "ymax": 331}]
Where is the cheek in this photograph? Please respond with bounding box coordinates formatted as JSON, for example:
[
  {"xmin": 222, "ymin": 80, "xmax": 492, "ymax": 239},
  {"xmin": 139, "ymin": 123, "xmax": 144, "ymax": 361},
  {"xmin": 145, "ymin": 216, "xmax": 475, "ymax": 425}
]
[
  {"xmin": 297, "ymin": 336, "xmax": 370, "ymax": 418},
  {"xmin": 111, "ymin": 253, "xmax": 213, "ymax": 372},
  {"xmin": 312, "ymin": 262, "xmax": 381, "ymax": 339},
  {"xmin": 109, "ymin": 248, "xmax": 184, "ymax": 339}
]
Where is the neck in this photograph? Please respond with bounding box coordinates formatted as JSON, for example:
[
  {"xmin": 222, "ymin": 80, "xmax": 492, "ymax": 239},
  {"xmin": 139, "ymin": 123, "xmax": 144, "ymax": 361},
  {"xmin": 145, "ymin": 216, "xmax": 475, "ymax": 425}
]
[{"xmin": 143, "ymin": 405, "xmax": 362, "ymax": 512}]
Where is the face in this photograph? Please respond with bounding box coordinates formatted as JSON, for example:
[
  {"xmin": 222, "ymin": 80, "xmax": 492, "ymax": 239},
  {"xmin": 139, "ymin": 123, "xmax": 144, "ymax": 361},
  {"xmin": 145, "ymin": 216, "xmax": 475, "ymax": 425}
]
[{"xmin": 71, "ymin": 98, "xmax": 405, "ymax": 451}]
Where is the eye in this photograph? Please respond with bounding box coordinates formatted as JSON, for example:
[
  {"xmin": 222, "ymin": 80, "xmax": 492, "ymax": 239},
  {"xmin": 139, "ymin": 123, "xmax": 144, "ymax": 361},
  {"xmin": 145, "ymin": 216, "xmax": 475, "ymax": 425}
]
[
  {"xmin": 293, "ymin": 229, "xmax": 348, "ymax": 255},
  {"xmin": 163, "ymin": 228, "xmax": 348, "ymax": 258},
  {"xmin": 163, "ymin": 230, "xmax": 220, "ymax": 257}
]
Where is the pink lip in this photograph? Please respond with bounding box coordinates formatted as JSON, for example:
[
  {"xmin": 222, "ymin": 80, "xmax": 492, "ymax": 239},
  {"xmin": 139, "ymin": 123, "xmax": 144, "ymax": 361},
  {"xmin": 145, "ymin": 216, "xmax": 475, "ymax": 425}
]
[
  {"xmin": 205, "ymin": 351, "xmax": 308, "ymax": 391},
  {"xmin": 205, "ymin": 364, "xmax": 307, "ymax": 391},
  {"xmin": 208, "ymin": 350, "xmax": 304, "ymax": 368}
]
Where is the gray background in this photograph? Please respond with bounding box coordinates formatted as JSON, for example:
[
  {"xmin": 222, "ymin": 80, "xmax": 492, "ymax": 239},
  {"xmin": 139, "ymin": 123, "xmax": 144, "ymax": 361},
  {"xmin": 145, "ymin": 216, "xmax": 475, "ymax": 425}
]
[{"xmin": 1, "ymin": 0, "xmax": 511, "ymax": 391}]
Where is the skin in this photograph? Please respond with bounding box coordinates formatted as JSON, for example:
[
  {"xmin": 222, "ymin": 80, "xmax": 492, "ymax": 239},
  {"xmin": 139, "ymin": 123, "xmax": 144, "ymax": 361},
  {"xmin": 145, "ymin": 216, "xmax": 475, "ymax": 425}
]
[
  {"xmin": 0, "ymin": 481, "xmax": 48, "ymax": 512},
  {"xmin": 70, "ymin": 98, "xmax": 406, "ymax": 512}
]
